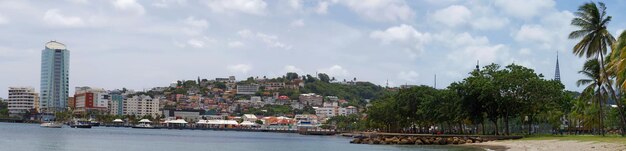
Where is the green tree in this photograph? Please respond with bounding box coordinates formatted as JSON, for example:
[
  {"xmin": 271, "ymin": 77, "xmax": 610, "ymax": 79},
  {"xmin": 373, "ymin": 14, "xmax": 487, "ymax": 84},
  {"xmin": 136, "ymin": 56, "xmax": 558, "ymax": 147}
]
[
  {"xmin": 569, "ymin": 1, "xmax": 624, "ymax": 136},
  {"xmin": 577, "ymin": 59, "xmax": 608, "ymax": 135},
  {"xmin": 318, "ymin": 73, "xmax": 330, "ymax": 83},
  {"xmin": 286, "ymin": 72, "xmax": 299, "ymax": 80}
]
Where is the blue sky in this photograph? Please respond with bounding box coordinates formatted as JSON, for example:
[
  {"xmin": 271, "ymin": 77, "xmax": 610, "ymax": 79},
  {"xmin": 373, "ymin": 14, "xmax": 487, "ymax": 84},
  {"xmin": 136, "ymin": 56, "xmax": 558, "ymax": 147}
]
[{"xmin": 1, "ymin": 0, "xmax": 625, "ymax": 98}]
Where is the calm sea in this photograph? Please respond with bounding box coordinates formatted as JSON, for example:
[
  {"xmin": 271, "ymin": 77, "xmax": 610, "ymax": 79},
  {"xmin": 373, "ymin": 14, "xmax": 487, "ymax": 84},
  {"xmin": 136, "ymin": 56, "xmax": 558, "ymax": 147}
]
[{"xmin": 0, "ymin": 123, "xmax": 481, "ymax": 151}]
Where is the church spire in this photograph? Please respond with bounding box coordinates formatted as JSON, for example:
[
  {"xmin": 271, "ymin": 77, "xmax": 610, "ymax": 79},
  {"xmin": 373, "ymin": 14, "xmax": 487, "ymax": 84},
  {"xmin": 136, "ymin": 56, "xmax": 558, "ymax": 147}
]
[{"xmin": 555, "ymin": 52, "xmax": 561, "ymax": 82}]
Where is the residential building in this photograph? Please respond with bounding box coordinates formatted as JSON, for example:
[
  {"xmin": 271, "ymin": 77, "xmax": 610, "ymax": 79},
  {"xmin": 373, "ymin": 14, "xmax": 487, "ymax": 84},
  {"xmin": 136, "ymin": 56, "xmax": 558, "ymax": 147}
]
[
  {"xmin": 73, "ymin": 87, "xmax": 109, "ymax": 113},
  {"xmin": 40, "ymin": 41, "xmax": 70, "ymax": 113},
  {"xmin": 299, "ymin": 93, "xmax": 323, "ymax": 106},
  {"xmin": 314, "ymin": 102, "xmax": 358, "ymax": 118},
  {"xmin": 242, "ymin": 114, "xmax": 258, "ymax": 122},
  {"xmin": 262, "ymin": 82, "xmax": 285, "ymax": 91},
  {"xmin": 124, "ymin": 95, "xmax": 160, "ymax": 118},
  {"xmin": 236, "ymin": 84, "xmax": 259, "ymax": 95},
  {"xmin": 67, "ymin": 97, "xmax": 75, "ymax": 110},
  {"xmin": 7, "ymin": 87, "xmax": 38, "ymax": 115},
  {"xmin": 109, "ymin": 90, "xmax": 124, "ymax": 115}
]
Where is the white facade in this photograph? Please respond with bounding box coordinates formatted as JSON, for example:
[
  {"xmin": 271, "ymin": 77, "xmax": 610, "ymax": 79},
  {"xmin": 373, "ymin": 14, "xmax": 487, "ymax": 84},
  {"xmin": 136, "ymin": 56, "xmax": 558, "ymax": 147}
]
[
  {"xmin": 242, "ymin": 114, "xmax": 258, "ymax": 122},
  {"xmin": 314, "ymin": 106, "xmax": 358, "ymax": 118},
  {"xmin": 7, "ymin": 87, "xmax": 38, "ymax": 114},
  {"xmin": 123, "ymin": 95, "xmax": 160, "ymax": 118}
]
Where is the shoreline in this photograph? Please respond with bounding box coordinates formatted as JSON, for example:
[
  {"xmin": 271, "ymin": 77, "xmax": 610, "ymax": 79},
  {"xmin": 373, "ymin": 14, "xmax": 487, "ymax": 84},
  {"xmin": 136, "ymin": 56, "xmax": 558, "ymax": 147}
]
[{"xmin": 463, "ymin": 139, "xmax": 626, "ymax": 151}]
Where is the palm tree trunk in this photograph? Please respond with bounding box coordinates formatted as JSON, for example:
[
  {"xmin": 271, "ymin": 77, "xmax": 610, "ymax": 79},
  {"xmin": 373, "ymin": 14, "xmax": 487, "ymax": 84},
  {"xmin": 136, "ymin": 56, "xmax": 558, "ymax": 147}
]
[
  {"xmin": 599, "ymin": 53, "xmax": 626, "ymax": 136},
  {"xmin": 598, "ymin": 94, "xmax": 606, "ymax": 136}
]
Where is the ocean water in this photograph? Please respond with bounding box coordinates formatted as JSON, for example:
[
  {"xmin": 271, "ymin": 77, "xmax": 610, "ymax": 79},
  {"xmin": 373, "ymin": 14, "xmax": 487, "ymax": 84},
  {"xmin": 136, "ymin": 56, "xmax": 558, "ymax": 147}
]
[{"xmin": 0, "ymin": 123, "xmax": 481, "ymax": 151}]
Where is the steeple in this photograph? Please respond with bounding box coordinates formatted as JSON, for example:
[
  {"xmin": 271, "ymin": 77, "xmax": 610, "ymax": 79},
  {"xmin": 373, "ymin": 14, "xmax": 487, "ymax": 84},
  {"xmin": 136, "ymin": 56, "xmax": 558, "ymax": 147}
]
[
  {"xmin": 476, "ymin": 60, "xmax": 480, "ymax": 71},
  {"xmin": 555, "ymin": 52, "xmax": 561, "ymax": 82}
]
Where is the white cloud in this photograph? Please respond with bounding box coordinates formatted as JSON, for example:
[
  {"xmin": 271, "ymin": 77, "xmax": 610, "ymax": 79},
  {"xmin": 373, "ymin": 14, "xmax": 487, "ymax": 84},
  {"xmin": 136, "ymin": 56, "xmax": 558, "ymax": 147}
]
[
  {"xmin": 470, "ymin": 17, "xmax": 509, "ymax": 30},
  {"xmin": 398, "ymin": 71, "xmax": 419, "ymax": 82},
  {"xmin": 519, "ymin": 48, "xmax": 532, "ymax": 56},
  {"xmin": 182, "ymin": 16, "xmax": 209, "ymax": 36},
  {"xmin": 228, "ymin": 64, "xmax": 252, "ymax": 73},
  {"xmin": 152, "ymin": 0, "xmax": 186, "ymax": 8},
  {"xmin": 339, "ymin": 0, "xmax": 414, "ymax": 22},
  {"xmin": 318, "ymin": 65, "xmax": 349, "ymax": 77},
  {"xmin": 0, "ymin": 14, "xmax": 8, "ymax": 25},
  {"xmin": 112, "ymin": 0, "xmax": 146, "ymax": 15},
  {"xmin": 66, "ymin": 0, "xmax": 88, "ymax": 4},
  {"xmin": 288, "ymin": 0, "xmax": 302, "ymax": 10},
  {"xmin": 43, "ymin": 9, "xmax": 85, "ymax": 27},
  {"xmin": 284, "ymin": 65, "xmax": 303, "ymax": 73},
  {"xmin": 238, "ymin": 29, "xmax": 292, "ymax": 50},
  {"xmin": 228, "ymin": 41, "xmax": 244, "ymax": 48},
  {"xmin": 514, "ymin": 11, "xmax": 574, "ymax": 51},
  {"xmin": 316, "ymin": 1, "xmax": 330, "ymax": 14},
  {"xmin": 435, "ymin": 32, "xmax": 510, "ymax": 69},
  {"xmin": 370, "ymin": 24, "xmax": 431, "ymax": 58},
  {"xmin": 494, "ymin": 0, "xmax": 555, "ymax": 19},
  {"xmin": 180, "ymin": 37, "xmax": 215, "ymax": 48},
  {"xmin": 187, "ymin": 39, "xmax": 205, "ymax": 48},
  {"xmin": 290, "ymin": 19, "xmax": 304, "ymax": 27},
  {"xmin": 370, "ymin": 24, "xmax": 430, "ymax": 44},
  {"xmin": 514, "ymin": 24, "xmax": 551, "ymax": 46},
  {"xmin": 431, "ymin": 5, "xmax": 471, "ymax": 27},
  {"xmin": 205, "ymin": 0, "xmax": 267, "ymax": 15}
]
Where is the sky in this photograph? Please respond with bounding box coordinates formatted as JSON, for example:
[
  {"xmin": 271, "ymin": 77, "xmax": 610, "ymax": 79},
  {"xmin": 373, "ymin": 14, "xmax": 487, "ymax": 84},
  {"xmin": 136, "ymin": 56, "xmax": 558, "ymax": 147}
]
[{"xmin": 1, "ymin": 0, "xmax": 626, "ymax": 98}]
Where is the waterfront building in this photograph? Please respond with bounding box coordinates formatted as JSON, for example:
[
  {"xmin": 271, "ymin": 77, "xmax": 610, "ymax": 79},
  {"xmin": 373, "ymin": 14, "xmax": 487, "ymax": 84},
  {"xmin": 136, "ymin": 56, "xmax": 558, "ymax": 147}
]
[
  {"xmin": 162, "ymin": 109, "xmax": 203, "ymax": 121},
  {"xmin": 242, "ymin": 114, "xmax": 258, "ymax": 122},
  {"xmin": 73, "ymin": 87, "xmax": 109, "ymax": 114},
  {"xmin": 236, "ymin": 84, "xmax": 259, "ymax": 95},
  {"xmin": 314, "ymin": 103, "xmax": 358, "ymax": 119},
  {"xmin": 299, "ymin": 93, "xmax": 323, "ymax": 107},
  {"xmin": 7, "ymin": 87, "xmax": 38, "ymax": 116},
  {"xmin": 40, "ymin": 41, "xmax": 70, "ymax": 113},
  {"xmin": 67, "ymin": 97, "xmax": 75, "ymax": 110},
  {"xmin": 124, "ymin": 95, "xmax": 160, "ymax": 118},
  {"xmin": 109, "ymin": 90, "xmax": 124, "ymax": 115}
]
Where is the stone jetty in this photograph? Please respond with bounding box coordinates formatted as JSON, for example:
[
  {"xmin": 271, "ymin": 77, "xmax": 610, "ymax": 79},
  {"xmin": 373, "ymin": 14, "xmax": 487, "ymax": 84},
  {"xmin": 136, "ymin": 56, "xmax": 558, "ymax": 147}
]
[{"xmin": 348, "ymin": 133, "xmax": 522, "ymax": 145}]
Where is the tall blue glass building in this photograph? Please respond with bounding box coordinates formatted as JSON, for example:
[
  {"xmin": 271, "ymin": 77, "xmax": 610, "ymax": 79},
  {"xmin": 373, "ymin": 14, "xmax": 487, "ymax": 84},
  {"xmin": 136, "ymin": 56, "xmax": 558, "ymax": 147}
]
[{"xmin": 40, "ymin": 41, "xmax": 70, "ymax": 113}]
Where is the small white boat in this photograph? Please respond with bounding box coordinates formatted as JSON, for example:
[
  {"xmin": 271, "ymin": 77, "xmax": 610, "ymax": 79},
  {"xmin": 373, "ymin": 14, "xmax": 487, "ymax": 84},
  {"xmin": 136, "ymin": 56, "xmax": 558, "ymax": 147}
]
[{"xmin": 40, "ymin": 122, "xmax": 63, "ymax": 128}]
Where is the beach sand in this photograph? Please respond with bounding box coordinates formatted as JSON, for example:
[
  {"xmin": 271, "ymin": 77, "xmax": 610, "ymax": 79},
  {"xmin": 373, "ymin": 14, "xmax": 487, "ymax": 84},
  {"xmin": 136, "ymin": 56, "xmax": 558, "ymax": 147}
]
[{"xmin": 466, "ymin": 140, "xmax": 626, "ymax": 151}]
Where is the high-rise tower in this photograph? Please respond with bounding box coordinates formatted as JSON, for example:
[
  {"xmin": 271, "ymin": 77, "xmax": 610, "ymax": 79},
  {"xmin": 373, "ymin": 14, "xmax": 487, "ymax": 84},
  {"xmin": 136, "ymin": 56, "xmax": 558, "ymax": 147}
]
[
  {"xmin": 555, "ymin": 52, "xmax": 561, "ymax": 82},
  {"xmin": 40, "ymin": 41, "xmax": 70, "ymax": 113}
]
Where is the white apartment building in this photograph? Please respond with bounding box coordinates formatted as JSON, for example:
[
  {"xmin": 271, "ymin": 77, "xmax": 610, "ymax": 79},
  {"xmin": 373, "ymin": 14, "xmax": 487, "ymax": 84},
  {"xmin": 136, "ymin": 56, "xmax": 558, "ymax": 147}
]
[
  {"xmin": 314, "ymin": 105, "xmax": 358, "ymax": 119},
  {"xmin": 123, "ymin": 95, "xmax": 160, "ymax": 118},
  {"xmin": 7, "ymin": 87, "xmax": 38, "ymax": 115}
]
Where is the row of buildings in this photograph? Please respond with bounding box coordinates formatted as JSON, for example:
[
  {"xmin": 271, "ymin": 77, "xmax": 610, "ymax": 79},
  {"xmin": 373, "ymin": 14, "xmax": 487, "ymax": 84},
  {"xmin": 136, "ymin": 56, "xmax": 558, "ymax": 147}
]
[{"xmin": 3, "ymin": 41, "xmax": 360, "ymax": 126}]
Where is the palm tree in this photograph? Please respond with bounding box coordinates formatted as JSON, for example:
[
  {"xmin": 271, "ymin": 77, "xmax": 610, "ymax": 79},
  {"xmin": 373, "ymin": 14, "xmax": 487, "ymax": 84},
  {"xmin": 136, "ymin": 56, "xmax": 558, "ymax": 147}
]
[
  {"xmin": 569, "ymin": 1, "xmax": 624, "ymax": 136},
  {"xmin": 577, "ymin": 59, "xmax": 608, "ymax": 135},
  {"xmin": 609, "ymin": 31, "xmax": 626, "ymax": 88}
]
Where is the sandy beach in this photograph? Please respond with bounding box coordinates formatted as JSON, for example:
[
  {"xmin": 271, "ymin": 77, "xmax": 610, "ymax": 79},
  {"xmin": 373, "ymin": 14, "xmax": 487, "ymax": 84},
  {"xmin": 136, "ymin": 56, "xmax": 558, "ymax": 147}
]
[{"xmin": 467, "ymin": 140, "xmax": 626, "ymax": 151}]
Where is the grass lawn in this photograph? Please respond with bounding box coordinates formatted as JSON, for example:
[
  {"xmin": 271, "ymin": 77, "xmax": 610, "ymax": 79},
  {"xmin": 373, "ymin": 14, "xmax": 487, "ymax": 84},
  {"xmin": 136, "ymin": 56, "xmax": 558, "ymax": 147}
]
[{"xmin": 521, "ymin": 135, "xmax": 626, "ymax": 144}]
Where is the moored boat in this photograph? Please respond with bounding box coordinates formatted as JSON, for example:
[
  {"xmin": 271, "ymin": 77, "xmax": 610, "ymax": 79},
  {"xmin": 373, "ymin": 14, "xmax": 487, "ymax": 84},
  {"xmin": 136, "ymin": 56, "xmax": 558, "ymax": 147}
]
[
  {"xmin": 40, "ymin": 122, "xmax": 63, "ymax": 128},
  {"xmin": 132, "ymin": 119, "xmax": 156, "ymax": 129},
  {"xmin": 69, "ymin": 120, "xmax": 92, "ymax": 128}
]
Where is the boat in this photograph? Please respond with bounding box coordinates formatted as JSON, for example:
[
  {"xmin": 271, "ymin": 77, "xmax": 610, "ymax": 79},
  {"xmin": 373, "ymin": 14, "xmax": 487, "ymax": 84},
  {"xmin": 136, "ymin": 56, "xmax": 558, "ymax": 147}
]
[
  {"xmin": 40, "ymin": 122, "xmax": 63, "ymax": 128},
  {"xmin": 69, "ymin": 120, "xmax": 92, "ymax": 128},
  {"xmin": 132, "ymin": 119, "xmax": 156, "ymax": 129}
]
